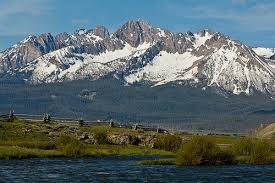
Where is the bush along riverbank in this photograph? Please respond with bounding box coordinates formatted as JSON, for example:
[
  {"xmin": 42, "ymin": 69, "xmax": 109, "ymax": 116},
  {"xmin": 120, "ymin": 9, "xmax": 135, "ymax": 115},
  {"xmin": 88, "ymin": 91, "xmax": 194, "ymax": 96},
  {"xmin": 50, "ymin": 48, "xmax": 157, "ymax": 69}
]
[{"xmin": 139, "ymin": 136, "xmax": 275, "ymax": 166}]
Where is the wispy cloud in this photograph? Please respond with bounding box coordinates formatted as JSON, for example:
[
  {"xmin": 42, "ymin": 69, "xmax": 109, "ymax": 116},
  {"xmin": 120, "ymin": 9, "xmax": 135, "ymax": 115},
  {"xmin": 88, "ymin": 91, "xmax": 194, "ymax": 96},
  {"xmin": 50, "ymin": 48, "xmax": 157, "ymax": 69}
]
[
  {"xmin": 0, "ymin": 0, "xmax": 54, "ymax": 36},
  {"xmin": 231, "ymin": 0, "xmax": 247, "ymax": 5},
  {"xmin": 165, "ymin": 1, "xmax": 275, "ymax": 32},
  {"xmin": 0, "ymin": 0, "xmax": 53, "ymax": 16}
]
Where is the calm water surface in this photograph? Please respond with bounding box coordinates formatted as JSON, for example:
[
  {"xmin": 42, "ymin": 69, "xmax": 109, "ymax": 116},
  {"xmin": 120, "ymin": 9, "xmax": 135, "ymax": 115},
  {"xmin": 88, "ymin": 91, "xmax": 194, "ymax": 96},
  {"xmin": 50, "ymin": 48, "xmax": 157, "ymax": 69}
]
[{"xmin": 0, "ymin": 156, "xmax": 274, "ymax": 183}]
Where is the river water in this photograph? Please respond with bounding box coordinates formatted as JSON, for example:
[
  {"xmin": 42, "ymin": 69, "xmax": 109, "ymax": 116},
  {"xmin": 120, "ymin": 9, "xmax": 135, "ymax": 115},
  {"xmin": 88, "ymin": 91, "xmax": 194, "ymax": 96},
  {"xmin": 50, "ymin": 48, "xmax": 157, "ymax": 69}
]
[{"xmin": 0, "ymin": 156, "xmax": 274, "ymax": 182}]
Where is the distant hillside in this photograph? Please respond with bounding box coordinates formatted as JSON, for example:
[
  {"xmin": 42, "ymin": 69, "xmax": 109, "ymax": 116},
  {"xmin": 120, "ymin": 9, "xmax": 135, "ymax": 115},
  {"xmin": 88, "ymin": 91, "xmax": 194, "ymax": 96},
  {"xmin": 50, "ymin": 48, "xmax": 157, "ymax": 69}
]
[
  {"xmin": 1, "ymin": 78, "xmax": 275, "ymax": 133},
  {"xmin": 255, "ymin": 123, "xmax": 275, "ymax": 139}
]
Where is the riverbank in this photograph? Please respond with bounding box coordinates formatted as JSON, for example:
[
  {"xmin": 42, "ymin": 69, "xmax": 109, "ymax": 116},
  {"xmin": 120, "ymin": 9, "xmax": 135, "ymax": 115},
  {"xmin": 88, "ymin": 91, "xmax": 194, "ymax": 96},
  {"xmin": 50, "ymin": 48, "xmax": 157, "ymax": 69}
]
[
  {"xmin": 0, "ymin": 145, "xmax": 173, "ymax": 160},
  {"xmin": 137, "ymin": 136, "xmax": 275, "ymax": 166},
  {"xmin": 0, "ymin": 118, "xmax": 274, "ymax": 165}
]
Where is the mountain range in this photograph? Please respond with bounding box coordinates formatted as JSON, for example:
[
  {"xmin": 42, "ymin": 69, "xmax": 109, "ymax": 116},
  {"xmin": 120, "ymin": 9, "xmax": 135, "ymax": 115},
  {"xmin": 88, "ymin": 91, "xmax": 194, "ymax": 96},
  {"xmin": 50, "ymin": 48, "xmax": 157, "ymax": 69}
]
[
  {"xmin": 1, "ymin": 19, "xmax": 275, "ymax": 96},
  {"xmin": 1, "ymin": 19, "xmax": 275, "ymax": 132}
]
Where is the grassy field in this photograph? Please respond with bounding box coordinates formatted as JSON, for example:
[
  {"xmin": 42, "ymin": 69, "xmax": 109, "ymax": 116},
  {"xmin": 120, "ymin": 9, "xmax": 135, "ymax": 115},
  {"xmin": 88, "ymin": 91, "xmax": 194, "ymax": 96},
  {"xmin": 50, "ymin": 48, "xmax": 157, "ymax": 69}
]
[
  {"xmin": 0, "ymin": 118, "xmax": 274, "ymax": 165},
  {"xmin": 0, "ymin": 118, "xmax": 173, "ymax": 159}
]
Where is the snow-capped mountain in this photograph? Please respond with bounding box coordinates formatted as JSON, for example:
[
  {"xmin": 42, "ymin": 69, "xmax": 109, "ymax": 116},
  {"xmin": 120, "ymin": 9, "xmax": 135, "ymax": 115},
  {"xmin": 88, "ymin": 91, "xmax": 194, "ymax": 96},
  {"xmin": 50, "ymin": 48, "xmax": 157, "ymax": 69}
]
[{"xmin": 1, "ymin": 19, "xmax": 275, "ymax": 96}]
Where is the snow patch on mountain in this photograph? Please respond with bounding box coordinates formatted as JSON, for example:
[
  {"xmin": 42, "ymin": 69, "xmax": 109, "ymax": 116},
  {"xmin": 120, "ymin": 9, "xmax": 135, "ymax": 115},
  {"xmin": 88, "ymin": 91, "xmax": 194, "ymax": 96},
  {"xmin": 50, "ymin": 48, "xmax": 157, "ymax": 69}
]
[
  {"xmin": 203, "ymin": 46, "xmax": 275, "ymax": 95},
  {"xmin": 157, "ymin": 28, "xmax": 167, "ymax": 38},
  {"xmin": 90, "ymin": 42, "xmax": 151, "ymax": 64},
  {"xmin": 267, "ymin": 61, "xmax": 275, "ymax": 70},
  {"xmin": 76, "ymin": 29, "xmax": 87, "ymax": 35},
  {"xmin": 22, "ymin": 42, "xmax": 152, "ymax": 83},
  {"xmin": 21, "ymin": 35, "xmax": 35, "ymax": 44},
  {"xmin": 193, "ymin": 32, "xmax": 213, "ymax": 48},
  {"xmin": 253, "ymin": 47, "xmax": 275, "ymax": 58},
  {"xmin": 125, "ymin": 51, "xmax": 203, "ymax": 85}
]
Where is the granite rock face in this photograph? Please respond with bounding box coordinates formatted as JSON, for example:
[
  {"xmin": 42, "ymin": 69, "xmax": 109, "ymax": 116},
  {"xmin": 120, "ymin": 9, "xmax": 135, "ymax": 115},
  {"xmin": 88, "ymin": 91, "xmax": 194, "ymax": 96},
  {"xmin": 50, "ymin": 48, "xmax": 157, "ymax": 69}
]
[
  {"xmin": 107, "ymin": 134, "xmax": 140, "ymax": 145},
  {"xmin": 89, "ymin": 26, "xmax": 110, "ymax": 39},
  {"xmin": 113, "ymin": 19, "xmax": 194, "ymax": 53},
  {"xmin": 77, "ymin": 132, "xmax": 155, "ymax": 147}
]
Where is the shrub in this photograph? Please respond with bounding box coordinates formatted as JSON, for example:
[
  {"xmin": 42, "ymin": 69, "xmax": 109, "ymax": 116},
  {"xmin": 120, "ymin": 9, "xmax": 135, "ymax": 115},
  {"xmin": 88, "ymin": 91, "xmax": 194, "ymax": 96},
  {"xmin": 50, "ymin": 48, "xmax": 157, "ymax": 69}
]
[
  {"xmin": 215, "ymin": 150, "xmax": 235, "ymax": 165},
  {"xmin": 93, "ymin": 130, "xmax": 109, "ymax": 145},
  {"xmin": 16, "ymin": 141, "xmax": 55, "ymax": 150},
  {"xmin": 230, "ymin": 138, "xmax": 253, "ymax": 156},
  {"xmin": 154, "ymin": 134, "xmax": 182, "ymax": 152},
  {"xmin": 55, "ymin": 134, "xmax": 86, "ymax": 157},
  {"xmin": 231, "ymin": 138, "xmax": 273, "ymax": 164},
  {"xmin": 0, "ymin": 146, "xmax": 60, "ymax": 160},
  {"xmin": 176, "ymin": 136, "xmax": 234, "ymax": 166},
  {"xmin": 250, "ymin": 140, "xmax": 273, "ymax": 164}
]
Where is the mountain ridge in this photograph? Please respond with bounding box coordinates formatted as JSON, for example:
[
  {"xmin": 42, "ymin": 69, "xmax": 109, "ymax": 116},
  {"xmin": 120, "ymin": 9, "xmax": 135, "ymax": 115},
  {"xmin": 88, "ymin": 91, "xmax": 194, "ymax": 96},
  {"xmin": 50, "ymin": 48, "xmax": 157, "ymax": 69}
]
[{"xmin": 1, "ymin": 19, "xmax": 275, "ymax": 96}]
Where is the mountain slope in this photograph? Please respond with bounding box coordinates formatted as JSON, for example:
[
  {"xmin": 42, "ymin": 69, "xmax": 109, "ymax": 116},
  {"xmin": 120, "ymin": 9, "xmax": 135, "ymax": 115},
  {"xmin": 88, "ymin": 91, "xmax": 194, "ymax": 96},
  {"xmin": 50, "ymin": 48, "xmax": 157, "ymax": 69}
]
[
  {"xmin": 1, "ymin": 79, "xmax": 275, "ymax": 132},
  {"xmin": 125, "ymin": 30, "xmax": 275, "ymax": 95},
  {"xmin": 1, "ymin": 19, "xmax": 275, "ymax": 96}
]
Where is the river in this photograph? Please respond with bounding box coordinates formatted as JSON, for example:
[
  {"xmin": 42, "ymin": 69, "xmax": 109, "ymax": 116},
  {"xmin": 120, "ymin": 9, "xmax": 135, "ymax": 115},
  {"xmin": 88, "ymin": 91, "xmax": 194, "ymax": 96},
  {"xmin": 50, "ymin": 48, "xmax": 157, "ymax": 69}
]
[{"xmin": 0, "ymin": 156, "xmax": 274, "ymax": 182}]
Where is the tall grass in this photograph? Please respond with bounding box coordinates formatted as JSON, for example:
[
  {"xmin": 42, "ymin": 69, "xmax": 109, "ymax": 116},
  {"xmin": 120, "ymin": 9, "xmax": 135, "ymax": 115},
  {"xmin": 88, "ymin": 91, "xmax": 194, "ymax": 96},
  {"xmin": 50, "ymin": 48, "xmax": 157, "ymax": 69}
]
[
  {"xmin": 137, "ymin": 158, "xmax": 175, "ymax": 165},
  {"xmin": 230, "ymin": 138, "xmax": 274, "ymax": 164},
  {"xmin": 93, "ymin": 130, "xmax": 109, "ymax": 144},
  {"xmin": 0, "ymin": 146, "xmax": 61, "ymax": 160},
  {"xmin": 55, "ymin": 134, "xmax": 86, "ymax": 157},
  {"xmin": 176, "ymin": 136, "xmax": 234, "ymax": 166},
  {"xmin": 154, "ymin": 134, "xmax": 182, "ymax": 152}
]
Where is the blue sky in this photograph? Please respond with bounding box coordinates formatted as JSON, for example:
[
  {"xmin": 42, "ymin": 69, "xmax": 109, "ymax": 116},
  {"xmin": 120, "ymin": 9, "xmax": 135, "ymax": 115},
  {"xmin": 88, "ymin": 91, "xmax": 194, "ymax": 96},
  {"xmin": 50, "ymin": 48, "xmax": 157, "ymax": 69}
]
[{"xmin": 1, "ymin": 0, "xmax": 275, "ymax": 51}]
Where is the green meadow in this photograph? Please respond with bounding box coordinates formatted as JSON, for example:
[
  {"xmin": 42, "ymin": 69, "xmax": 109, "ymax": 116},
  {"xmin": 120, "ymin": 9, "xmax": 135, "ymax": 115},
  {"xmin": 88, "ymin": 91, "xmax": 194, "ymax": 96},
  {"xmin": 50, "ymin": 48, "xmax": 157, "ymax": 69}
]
[{"xmin": 0, "ymin": 118, "xmax": 274, "ymax": 166}]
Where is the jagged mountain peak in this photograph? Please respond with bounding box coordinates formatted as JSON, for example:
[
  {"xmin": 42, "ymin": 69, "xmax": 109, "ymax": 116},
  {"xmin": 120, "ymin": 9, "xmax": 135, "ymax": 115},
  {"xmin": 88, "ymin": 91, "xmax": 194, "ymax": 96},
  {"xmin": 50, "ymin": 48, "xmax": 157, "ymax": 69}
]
[
  {"xmin": 186, "ymin": 31, "xmax": 194, "ymax": 37},
  {"xmin": 123, "ymin": 19, "xmax": 152, "ymax": 30},
  {"xmin": 113, "ymin": 19, "xmax": 154, "ymax": 47},
  {"xmin": 19, "ymin": 33, "xmax": 55, "ymax": 45},
  {"xmin": 74, "ymin": 28, "xmax": 87, "ymax": 35},
  {"xmin": 38, "ymin": 32, "xmax": 54, "ymax": 38},
  {"xmin": 55, "ymin": 32, "xmax": 71, "ymax": 49},
  {"xmin": 196, "ymin": 29, "xmax": 215, "ymax": 36},
  {"xmin": 20, "ymin": 35, "xmax": 37, "ymax": 43},
  {"xmin": 87, "ymin": 26, "xmax": 110, "ymax": 39},
  {"xmin": 1, "ymin": 19, "xmax": 275, "ymax": 96}
]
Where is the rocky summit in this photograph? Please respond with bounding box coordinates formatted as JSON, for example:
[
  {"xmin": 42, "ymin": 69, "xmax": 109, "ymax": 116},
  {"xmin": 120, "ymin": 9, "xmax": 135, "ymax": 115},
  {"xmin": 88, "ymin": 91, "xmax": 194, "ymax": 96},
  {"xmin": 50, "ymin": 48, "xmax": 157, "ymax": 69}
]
[{"xmin": 1, "ymin": 19, "xmax": 275, "ymax": 96}]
